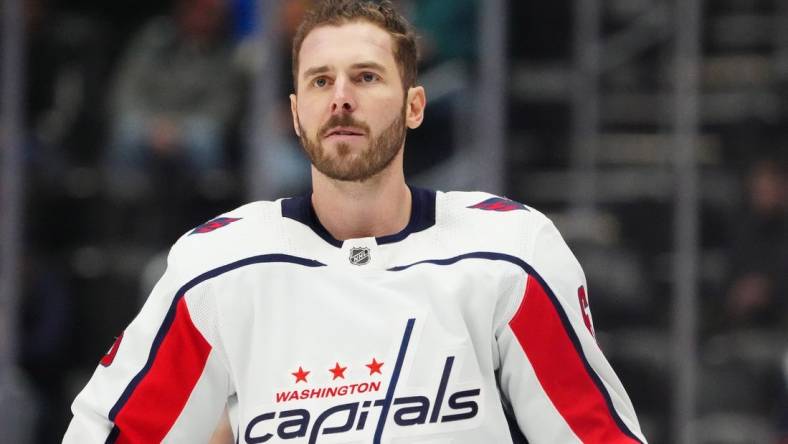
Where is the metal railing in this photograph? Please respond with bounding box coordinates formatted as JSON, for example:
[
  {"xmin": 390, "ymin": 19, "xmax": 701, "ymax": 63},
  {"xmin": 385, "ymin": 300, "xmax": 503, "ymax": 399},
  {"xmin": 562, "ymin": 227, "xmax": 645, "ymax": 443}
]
[{"xmin": 1, "ymin": 0, "xmax": 30, "ymax": 441}]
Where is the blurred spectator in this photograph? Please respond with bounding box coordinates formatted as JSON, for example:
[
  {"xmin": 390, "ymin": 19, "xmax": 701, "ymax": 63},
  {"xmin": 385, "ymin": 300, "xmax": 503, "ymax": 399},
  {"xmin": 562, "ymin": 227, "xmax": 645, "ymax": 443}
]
[
  {"xmin": 103, "ymin": 0, "xmax": 247, "ymax": 246},
  {"xmin": 231, "ymin": 0, "xmax": 312, "ymax": 197},
  {"xmin": 106, "ymin": 0, "xmax": 244, "ymax": 176},
  {"xmin": 410, "ymin": 0, "xmax": 477, "ymax": 71},
  {"xmin": 401, "ymin": 0, "xmax": 478, "ymax": 179},
  {"xmin": 723, "ymin": 157, "xmax": 788, "ymax": 328},
  {"xmin": 24, "ymin": 0, "xmax": 110, "ymax": 171}
]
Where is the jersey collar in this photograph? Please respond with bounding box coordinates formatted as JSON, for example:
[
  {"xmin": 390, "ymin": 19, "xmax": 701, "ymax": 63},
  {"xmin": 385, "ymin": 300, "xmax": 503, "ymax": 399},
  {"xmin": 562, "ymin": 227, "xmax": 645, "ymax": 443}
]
[{"xmin": 281, "ymin": 186, "xmax": 436, "ymax": 248}]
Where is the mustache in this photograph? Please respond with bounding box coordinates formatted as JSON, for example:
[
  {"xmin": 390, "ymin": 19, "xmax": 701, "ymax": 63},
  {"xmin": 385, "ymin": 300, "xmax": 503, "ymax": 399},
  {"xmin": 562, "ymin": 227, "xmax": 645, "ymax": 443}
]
[{"xmin": 319, "ymin": 114, "xmax": 371, "ymax": 137}]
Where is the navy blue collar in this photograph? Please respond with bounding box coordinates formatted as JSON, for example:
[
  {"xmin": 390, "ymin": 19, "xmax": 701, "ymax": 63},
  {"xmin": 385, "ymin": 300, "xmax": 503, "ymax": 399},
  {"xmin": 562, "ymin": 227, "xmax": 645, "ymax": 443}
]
[{"xmin": 281, "ymin": 186, "xmax": 436, "ymax": 248}]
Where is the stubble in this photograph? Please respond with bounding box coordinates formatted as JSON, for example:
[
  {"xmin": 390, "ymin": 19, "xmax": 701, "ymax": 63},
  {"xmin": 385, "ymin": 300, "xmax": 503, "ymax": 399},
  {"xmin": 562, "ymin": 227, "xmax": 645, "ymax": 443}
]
[{"xmin": 298, "ymin": 102, "xmax": 407, "ymax": 182}]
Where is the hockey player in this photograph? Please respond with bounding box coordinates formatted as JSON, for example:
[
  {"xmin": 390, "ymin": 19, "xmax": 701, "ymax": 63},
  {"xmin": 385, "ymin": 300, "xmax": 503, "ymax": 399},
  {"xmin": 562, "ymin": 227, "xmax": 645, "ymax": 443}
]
[{"xmin": 64, "ymin": 1, "xmax": 648, "ymax": 442}]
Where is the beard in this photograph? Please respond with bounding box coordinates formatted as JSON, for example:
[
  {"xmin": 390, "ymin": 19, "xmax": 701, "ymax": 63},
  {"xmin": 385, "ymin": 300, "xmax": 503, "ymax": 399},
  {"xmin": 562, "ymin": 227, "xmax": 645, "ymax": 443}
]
[{"xmin": 298, "ymin": 102, "xmax": 407, "ymax": 182}]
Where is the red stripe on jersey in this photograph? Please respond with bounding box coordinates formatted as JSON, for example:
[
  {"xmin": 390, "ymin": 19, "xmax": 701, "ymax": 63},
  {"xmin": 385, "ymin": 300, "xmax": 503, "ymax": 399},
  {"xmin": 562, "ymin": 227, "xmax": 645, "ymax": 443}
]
[
  {"xmin": 114, "ymin": 297, "xmax": 211, "ymax": 443},
  {"xmin": 509, "ymin": 275, "xmax": 639, "ymax": 443}
]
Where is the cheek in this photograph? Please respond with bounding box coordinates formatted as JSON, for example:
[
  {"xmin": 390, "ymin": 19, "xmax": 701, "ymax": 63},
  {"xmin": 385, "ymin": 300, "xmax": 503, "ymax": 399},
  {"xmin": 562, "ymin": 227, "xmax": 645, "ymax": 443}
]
[
  {"xmin": 370, "ymin": 90, "xmax": 403, "ymax": 108},
  {"xmin": 297, "ymin": 103, "xmax": 321, "ymax": 134},
  {"xmin": 366, "ymin": 95, "xmax": 405, "ymax": 125}
]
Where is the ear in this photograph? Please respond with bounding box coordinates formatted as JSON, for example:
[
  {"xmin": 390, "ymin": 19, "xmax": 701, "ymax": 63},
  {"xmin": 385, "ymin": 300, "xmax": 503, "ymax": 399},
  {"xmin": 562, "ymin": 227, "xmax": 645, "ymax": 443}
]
[
  {"xmin": 289, "ymin": 93, "xmax": 301, "ymax": 137},
  {"xmin": 405, "ymin": 86, "xmax": 426, "ymax": 129}
]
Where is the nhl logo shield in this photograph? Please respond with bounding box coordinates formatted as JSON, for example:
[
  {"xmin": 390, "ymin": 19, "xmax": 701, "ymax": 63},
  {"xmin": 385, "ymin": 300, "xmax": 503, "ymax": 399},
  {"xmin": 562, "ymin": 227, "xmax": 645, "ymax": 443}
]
[{"xmin": 349, "ymin": 247, "xmax": 371, "ymax": 266}]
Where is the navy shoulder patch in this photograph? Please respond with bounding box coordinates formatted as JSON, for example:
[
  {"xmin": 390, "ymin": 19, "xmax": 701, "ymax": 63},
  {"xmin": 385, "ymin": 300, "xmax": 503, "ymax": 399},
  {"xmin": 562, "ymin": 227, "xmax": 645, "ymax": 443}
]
[
  {"xmin": 468, "ymin": 197, "xmax": 529, "ymax": 212},
  {"xmin": 190, "ymin": 217, "xmax": 242, "ymax": 235}
]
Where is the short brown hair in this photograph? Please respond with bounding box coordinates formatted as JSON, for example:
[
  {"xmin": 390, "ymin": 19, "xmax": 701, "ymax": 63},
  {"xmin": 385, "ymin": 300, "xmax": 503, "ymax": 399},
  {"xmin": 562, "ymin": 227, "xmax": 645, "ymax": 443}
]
[{"xmin": 292, "ymin": 0, "xmax": 418, "ymax": 91}]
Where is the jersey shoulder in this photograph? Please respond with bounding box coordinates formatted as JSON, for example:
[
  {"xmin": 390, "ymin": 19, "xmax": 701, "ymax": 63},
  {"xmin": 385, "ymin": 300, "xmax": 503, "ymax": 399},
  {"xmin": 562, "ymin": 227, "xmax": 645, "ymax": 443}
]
[
  {"xmin": 166, "ymin": 199, "xmax": 289, "ymax": 277},
  {"xmin": 437, "ymin": 190, "xmax": 556, "ymax": 258}
]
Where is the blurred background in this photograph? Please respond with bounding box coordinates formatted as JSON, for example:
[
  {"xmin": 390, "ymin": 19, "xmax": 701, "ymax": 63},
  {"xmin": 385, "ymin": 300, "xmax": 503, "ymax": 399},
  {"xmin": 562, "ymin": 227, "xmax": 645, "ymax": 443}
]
[{"xmin": 0, "ymin": 0, "xmax": 786, "ymax": 442}]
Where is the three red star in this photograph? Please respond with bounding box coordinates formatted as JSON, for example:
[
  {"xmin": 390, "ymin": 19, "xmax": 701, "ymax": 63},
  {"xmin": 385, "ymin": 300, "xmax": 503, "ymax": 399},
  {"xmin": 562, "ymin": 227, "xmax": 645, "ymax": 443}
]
[
  {"xmin": 292, "ymin": 359, "xmax": 384, "ymax": 382},
  {"xmin": 292, "ymin": 366, "xmax": 310, "ymax": 383},
  {"xmin": 329, "ymin": 362, "xmax": 347, "ymax": 380},
  {"xmin": 366, "ymin": 358, "xmax": 384, "ymax": 375}
]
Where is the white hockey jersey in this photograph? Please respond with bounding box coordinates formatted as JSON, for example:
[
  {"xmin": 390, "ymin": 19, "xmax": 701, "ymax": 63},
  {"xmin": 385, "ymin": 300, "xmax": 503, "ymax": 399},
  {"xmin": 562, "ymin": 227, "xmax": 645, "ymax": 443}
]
[{"xmin": 64, "ymin": 188, "xmax": 648, "ymax": 443}]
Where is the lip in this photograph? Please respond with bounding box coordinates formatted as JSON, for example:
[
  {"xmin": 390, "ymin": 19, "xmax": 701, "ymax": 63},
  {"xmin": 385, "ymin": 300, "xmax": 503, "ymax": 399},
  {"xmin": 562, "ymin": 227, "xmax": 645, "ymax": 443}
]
[{"xmin": 323, "ymin": 126, "xmax": 366, "ymax": 138}]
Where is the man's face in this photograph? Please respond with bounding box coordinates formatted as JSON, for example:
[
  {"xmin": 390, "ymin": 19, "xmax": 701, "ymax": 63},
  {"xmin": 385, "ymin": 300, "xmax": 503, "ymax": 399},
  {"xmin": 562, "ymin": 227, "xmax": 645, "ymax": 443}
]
[{"xmin": 291, "ymin": 21, "xmax": 419, "ymax": 182}]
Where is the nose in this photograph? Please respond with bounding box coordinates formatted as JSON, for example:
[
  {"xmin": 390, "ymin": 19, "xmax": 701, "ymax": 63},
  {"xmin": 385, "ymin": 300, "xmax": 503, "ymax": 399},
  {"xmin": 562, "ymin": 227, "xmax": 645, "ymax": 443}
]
[{"xmin": 330, "ymin": 77, "xmax": 356, "ymax": 114}]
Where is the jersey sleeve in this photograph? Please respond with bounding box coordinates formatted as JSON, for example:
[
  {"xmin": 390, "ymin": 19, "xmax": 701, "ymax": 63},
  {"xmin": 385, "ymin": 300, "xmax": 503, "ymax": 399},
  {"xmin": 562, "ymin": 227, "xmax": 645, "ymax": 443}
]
[
  {"xmin": 496, "ymin": 218, "xmax": 648, "ymax": 443},
  {"xmin": 63, "ymin": 246, "xmax": 232, "ymax": 443}
]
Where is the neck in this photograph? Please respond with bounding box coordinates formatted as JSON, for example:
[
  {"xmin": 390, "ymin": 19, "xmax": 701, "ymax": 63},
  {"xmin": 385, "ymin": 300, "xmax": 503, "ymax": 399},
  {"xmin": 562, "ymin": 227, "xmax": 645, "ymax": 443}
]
[{"xmin": 310, "ymin": 154, "xmax": 411, "ymax": 241}]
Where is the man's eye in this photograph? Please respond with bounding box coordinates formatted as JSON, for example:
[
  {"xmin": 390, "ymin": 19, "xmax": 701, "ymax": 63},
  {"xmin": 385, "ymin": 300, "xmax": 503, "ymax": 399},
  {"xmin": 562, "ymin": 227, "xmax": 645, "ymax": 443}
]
[
  {"xmin": 360, "ymin": 72, "xmax": 378, "ymax": 82},
  {"xmin": 314, "ymin": 78, "xmax": 328, "ymax": 87}
]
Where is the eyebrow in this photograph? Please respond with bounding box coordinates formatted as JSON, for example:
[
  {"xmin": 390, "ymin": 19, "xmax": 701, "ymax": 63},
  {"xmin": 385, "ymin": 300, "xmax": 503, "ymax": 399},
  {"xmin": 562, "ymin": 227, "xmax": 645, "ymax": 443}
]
[
  {"xmin": 350, "ymin": 61, "xmax": 387, "ymax": 72},
  {"xmin": 302, "ymin": 65, "xmax": 331, "ymax": 79},
  {"xmin": 301, "ymin": 61, "xmax": 388, "ymax": 80}
]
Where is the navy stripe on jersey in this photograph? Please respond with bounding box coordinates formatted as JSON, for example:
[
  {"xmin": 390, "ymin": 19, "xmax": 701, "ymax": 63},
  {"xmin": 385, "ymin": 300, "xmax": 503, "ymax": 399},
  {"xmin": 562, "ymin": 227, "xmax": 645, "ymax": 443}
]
[
  {"xmin": 106, "ymin": 254, "xmax": 325, "ymax": 443},
  {"xmin": 374, "ymin": 318, "xmax": 415, "ymax": 444},
  {"xmin": 388, "ymin": 252, "xmax": 643, "ymax": 443}
]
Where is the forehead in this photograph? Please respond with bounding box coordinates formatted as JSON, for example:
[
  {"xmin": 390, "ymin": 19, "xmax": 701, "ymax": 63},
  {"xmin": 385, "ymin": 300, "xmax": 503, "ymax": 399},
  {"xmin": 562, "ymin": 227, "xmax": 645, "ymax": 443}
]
[{"xmin": 298, "ymin": 21, "xmax": 397, "ymax": 72}]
